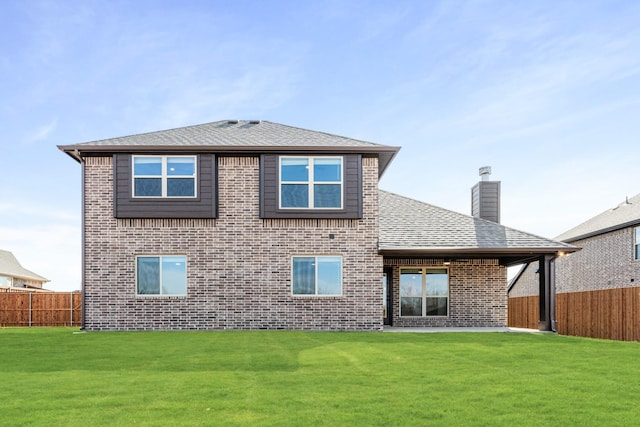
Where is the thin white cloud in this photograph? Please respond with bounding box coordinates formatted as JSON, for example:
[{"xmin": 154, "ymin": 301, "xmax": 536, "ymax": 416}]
[{"xmin": 24, "ymin": 118, "xmax": 58, "ymax": 144}]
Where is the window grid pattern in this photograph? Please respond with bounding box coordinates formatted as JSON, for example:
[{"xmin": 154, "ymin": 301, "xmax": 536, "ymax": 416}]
[
  {"xmin": 279, "ymin": 156, "xmax": 343, "ymax": 209},
  {"xmin": 133, "ymin": 155, "xmax": 197, "ymax": 198}
]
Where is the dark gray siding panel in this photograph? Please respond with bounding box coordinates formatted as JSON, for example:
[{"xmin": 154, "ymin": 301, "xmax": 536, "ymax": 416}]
[
  {"xmin": 260, "ymin": 154, "xmax": 362, "ymax": 219},
  {"xmin": 113, "ymin": 154, "xmax": 217, "ymax": 219},
  {"xmin": 471, "ymin": 181, "xmax": 500, "ymax": 223}
]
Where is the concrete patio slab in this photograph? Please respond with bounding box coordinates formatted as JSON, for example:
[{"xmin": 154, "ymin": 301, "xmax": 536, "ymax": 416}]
[{"xmin": 383, "ymin": 326, "xmax": 552, "ymax": 333}]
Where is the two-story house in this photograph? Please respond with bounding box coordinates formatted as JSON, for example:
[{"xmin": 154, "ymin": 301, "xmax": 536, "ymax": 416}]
[{"xmin": 59, "ymin": 120, "xmax": 574, "ymax": 331}]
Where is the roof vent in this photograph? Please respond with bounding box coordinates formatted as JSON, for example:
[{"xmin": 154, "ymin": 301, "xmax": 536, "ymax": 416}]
[
  {"xmin": 227, "ymin": 120, "xmax": 239, "ymax": 124},
  {"xmin": 479, "ymin": 166, "xmax": 491, "ymax": 181},
  {"xmin": 249, "ymin": 120, "xmax": 261, "ymax": 124},
  {"xmin": 612, "ymin": 196, "xmax": 632, "ymax": 210}
]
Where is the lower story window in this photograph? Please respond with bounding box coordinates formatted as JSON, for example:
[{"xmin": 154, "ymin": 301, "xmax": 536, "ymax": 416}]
[
  {"xmin": 635, "ymin": 227, "xmax": 640, "ymax": 260},
  {"xmin": 292, "ymin": 256, "xmax": 342, "ymax": 296},
  {"xmin": 400, "ymin": 267, "xmax": 449, "ymax": 316},
  {"xmin": 136, "ymin": 255, "xmax": 187, "ymax": 296}
]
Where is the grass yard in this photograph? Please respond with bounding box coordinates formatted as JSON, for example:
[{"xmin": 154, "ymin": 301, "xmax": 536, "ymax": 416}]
[{"xmin": 1, "ymin": 329, "xmax": 639, "ymax": 426}]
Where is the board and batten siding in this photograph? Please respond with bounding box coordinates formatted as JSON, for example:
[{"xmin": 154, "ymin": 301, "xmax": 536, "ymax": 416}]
[
  {"xmin": 259, "ymin": 154, "xmax": 363, "ymax": 219},
  {"xmin": 471, "ymin": 181, "xmax": 500, "ymax": 223},
  {"xmin": 113, "ymin": 154, "xmax": 217, "ymax": 219}
]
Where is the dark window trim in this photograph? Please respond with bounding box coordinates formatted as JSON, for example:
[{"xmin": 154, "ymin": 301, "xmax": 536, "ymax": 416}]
[
  {"xmin": 113, "ymin": 154, "xmax": 217, "ymax": 219},
  {"xmin": 260, "ymin": 154, "xmax": 362, "ymax": 219}
]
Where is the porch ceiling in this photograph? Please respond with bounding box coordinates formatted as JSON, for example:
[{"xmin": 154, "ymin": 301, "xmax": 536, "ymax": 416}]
[{"xmin": 379, "ymin": 248, "xmax": 570, "ymax": 267}]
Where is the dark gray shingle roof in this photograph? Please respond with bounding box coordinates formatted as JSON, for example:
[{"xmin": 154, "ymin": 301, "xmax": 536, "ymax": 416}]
[
  {"xmin": 0, "ymin": 250, "xmax": 48, "ymax": 282},
  {"xmin": 379, "ymin": 190, "xmax": 575, "ymax": 253},
  {"xmin": 555, "ymin": 193, "xmax": 640, "ymax": 242},
  {"xmin": 67, "ymin": 120, "xmax": 387, "ymax": 148},
  {"xmin": 59, "ymin": 120, "xmax": 400, "ymax": 176}
]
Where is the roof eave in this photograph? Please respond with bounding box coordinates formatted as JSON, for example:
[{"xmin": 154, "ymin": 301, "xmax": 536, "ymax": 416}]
[
  {"xmin": 378, "ymin": 246, "xmax": 579, "ymax": 257},
  {"xmin": 559, "ymin": 218, "xmax": 640, "ymax": 243},
  {"xmin": 1, "ymin": 272, "xmax": 50, "ymax": 283},
  {"xmin": 57, "ymin": 144, "xmax": 402, "ymax": 175},
  {"xmin": 379, "ymin": 246, "xmax": 579, "ymax": 267}
]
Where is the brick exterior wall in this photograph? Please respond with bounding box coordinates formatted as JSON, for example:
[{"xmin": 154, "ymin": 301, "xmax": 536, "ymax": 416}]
[
  {"xmin": 507, "ymin": 263, "xmax": 539, "ymax": 297},
  {"xmin": 509, "ymin": 227, "xmax": 640, "ymax": 296},
  {"xmin": 83, "ymin": 156, "xmax": 383, "ymax": 331},
  {"xmin": 556, "ymin": 227, "xmax": 640, "ymax": 293},
  {"xmin": 384, "ymin": 258, "xmax": 507, "ymax": 327}
]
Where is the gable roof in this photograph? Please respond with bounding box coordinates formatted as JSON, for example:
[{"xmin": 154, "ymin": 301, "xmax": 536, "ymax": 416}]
[
  {"xmin": 58, "ymin": 120, "xmax": 400, "ymax": 177},
  {"xmin": 554, "ymin": 193, "xmax": 640, "ymax": 242},
  {"xmin": 0, "ymin": 250, "xmax": 48, "ymax": 283},
  {"xmin": 378, "ymin": 190, "xmax": 576, "ymax": 265}
]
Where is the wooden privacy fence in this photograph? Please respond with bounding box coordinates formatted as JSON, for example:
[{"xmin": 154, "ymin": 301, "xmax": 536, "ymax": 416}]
[
  {"xmin": 0, "ymin": 292, "xmax": 82, "ymax": 327},
  {"xmin": 556, "ymin": 287, "xmax": 640, "ymax": 342},
  {"xmin": 508, "ymin": 287, "xmax": 640, "ymax": 341},
  {"xmin": 507, "ymin": 295, "xmax": 539, "ymax": 330}
]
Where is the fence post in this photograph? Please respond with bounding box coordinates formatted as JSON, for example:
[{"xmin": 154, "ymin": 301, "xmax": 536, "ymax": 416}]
[
  {"xmin": 70, "ymin": 292, "xmax": 73, "ymax": 327},
  {"xmin": 29, "ymin": 292, "xmax": 32, "ymax": 327}
]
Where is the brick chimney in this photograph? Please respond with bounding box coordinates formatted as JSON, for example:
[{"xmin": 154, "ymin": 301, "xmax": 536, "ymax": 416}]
[{"xmin": 471, "ymin": 166, "xmax": 500, "ymax": 223}]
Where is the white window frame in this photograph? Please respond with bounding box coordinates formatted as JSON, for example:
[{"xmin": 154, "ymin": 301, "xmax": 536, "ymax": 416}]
[
  {"xmin": 399, "ymin": 267, "xmax": 449, "ymax": 317},
  {"xmin": 635, "ymin": 227, "xmax": 640, "ymax": 260},
  {"xmin": 132, "ymin": 155, "xmax": 198, "ymax": 198},
  {"xmin": 279, "ymin": 156, "xmax": 343, "ymax": 209},
  {"xmin": 291, "ymin": 255, "xmax": 343, "ymax": 296},
  {"xmin": 135, "ymin": 255, "xmax": 187, "ymax": 296}
]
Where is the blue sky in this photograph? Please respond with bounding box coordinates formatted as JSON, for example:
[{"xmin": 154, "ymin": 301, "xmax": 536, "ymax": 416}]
[{"xmin": 1, "ymin": 0, "xmax": 639, "ymax": 291}]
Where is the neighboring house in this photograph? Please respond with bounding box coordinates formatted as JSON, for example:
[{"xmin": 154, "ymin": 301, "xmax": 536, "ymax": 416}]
[
  {"xmin": 509, "ymin": 194, "xmax": 640, "ymax": 336},
  {"xmin": 0, "ymin": 250, "xmax": 49, "ymax": 291},
  {"xmin": 554, "ymin": 193, "xmax": 640, "ymax": 294},
  {"xmin": 58, "ymin": 120, "xmax": 574, "ymax": 331}
]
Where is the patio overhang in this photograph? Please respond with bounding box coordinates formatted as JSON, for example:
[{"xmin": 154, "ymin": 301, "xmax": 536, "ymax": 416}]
[
  {"xmin": 379, "ymin": 246, "xmax": 579, "ymax": 267},
  {"xmin": 380, "ymin": 246, "xmax": 580, "ymax": 333}
]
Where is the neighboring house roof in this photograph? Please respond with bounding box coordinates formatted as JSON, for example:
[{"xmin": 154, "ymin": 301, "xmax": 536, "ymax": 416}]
[
  {"xmin": 0, "ymin": 250, "xmax": 49, "ymax": 283},
  {"xmin": 58, "ymin": 120, "xmax": 400, "ymax": 177},
  {"xmin": 378, "ymin": 190, "xmax": 576, "ymax": 265},
  {"xmin": 555, "ymin": 193, "xmax": 640, "ymax": 243}
]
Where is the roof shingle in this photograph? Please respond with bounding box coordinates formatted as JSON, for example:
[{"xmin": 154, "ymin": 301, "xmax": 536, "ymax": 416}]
[
  {"xmin": 58, "ymin": 120, "xmax": 400, "ymax": 176},
  {"xmin": 67, "ymin": 120, "xmax": 387, "ymax": 148},
  {"xmin": 554, "ymin": 193, "xmax": 640, "ymax": 242},
  {"xmin": 379, "ymin": 190, "xmax": 574, "ymax": 252}
]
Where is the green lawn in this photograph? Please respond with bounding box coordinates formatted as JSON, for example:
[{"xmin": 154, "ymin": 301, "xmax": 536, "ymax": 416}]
[{"xmin": 1, "ymin": 329, "xmax": 638, "ymax": 426}]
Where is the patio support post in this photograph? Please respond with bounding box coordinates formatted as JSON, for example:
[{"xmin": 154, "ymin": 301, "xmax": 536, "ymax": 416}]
[{"xmin": 538, "ymin": 254, "xmax": 555, "ymax": 331}]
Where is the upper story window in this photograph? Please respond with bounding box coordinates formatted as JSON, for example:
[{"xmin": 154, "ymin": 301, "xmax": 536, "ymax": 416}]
[
  {"xmin": 280, "ymin": 157, "xmax": 343, "ymax": 209},
  {"xmin": 635, "ymin": 227, "xmax": 640, "ymax": 260},
  {"xmin": 133, "ymin": 156, "xmax": 197, "ymax": 198}
]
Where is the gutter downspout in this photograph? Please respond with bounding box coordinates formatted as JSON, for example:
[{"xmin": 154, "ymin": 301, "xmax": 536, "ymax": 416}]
[{"xmin": 80, "ymin": 152, "xmax": 86, "ymax": 330}]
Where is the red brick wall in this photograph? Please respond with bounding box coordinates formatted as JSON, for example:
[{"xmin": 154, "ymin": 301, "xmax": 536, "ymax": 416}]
[
  {"xmin": 83, "ymin": 156, "xmax": 383, "ymax": 331},
  {"xmin": 385, "ymin": 258, "xmax": 507, "ymax": 327}
]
